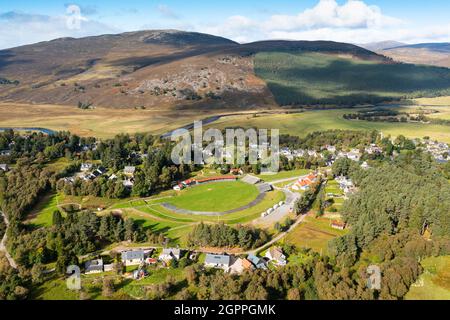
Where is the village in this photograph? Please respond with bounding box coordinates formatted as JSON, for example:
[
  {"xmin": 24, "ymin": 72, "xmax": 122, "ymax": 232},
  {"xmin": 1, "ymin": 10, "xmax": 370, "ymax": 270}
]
[{"xmin": 83, "ymin": 245, "xmax": 287, "ymax": 280}]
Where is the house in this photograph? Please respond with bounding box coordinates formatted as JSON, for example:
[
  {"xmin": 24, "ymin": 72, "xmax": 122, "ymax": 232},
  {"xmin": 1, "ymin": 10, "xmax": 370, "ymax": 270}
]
[
  {"xmin": 229, "ymin": 258, "xmax": 255, "ymax": 274},
  {"xmin": 159, "ymin": 248, "xmax": 181, "ymax": 261},
  {"xmin": 122, "ymin": 179, "xmax": 134, "ymax": 188},
  {"xmin": 173, "ymin": 184, "xmax": 183, "ymax": 191},
  {"xmin": 146, "ymin": 258, "xmax": 158, "ymax": 265},
  {"xmin": 204, "ymin": 254, "xmax": 231, "ymax": 271},
  {"xmin": 247, "ymin": 254, "xmax": 267, "ymax": 270},
  {"xmin": 0, "ymin": 150, "xmax": 11, "ymax": 156},
  {"xmin": 265, "ymin": 247, "xmax": 287, "ymax": 266},
  {"xmin": 104, "ymin": 264, "xmax": 114, "ymax": 272},
  {"xmin": 121, "ymin": 250, "xmax": 145, "ymax": 266},
  {"xmin": 292, "ymin": 173, "xmax": 318, "ymax": 191},
  {"xmin": 123, "ymin": 166, "xmax": 136, "ymax": 177},
  {"xmin": 331, "ymin": 221, "xmax": 346, "ymax": 230},
  {"xmin": 85, "ymin": 259, "xmax": 104, "ymax": 274},
  {"xmin": 0, "ymin": 164, "xmax": 9, "ymax": 172},
  {"xmin": 80, "ymin": 163, "xmax": 93, "ymax": 172}
]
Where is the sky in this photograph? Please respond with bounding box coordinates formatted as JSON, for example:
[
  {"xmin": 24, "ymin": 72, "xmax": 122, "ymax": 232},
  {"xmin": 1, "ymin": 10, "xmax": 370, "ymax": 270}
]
[{"xmin": 0, "ymin": 0, "xmax": 449, "ymax": 49}]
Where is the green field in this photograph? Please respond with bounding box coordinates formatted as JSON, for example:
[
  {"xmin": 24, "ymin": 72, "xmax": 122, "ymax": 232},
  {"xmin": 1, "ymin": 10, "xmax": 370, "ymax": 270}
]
[
  {"xmin": 207, "ymin": 109, "xmax": 450, "ymax": 143},
  {"xmin": 285, "ymin": 216, "xmax": 348, "ymax": 255},
  {"xmin": 406, "ymin": 256, "xmax": 450, "ymax": 300},
  {"xmin": 28, "ymin": 193, "xmax": 61, "ymax": 228},
  {"xmin": 166, "ymin": 181, "xmax": 259, "ymax": 212},
  {"xmin": 130, "ymin": 189, "xmax": 285, "ymax": 225},
  {"xmin": 254, "ymin": 52, "xmax": 450, "ymax": 106},
  {"xmin": 257, "ymin": 169, "xmax": 311, "ymax": 182}
]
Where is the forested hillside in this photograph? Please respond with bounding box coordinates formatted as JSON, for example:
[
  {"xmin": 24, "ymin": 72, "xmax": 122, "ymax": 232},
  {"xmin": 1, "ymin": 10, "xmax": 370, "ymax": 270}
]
[{"xmin": 254, "ymin": 52, "xmax": 450, "ymax": 106}]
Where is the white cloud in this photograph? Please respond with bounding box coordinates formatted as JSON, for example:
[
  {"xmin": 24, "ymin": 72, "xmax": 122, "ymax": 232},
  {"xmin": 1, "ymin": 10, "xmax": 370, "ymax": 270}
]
[
  {"xmin": 195, "ymin": 0, "xmax": 450, "ymax": 44},
  {"xmin": 0, "ymin": 11, "xmax": 118, "ymax": 49}
]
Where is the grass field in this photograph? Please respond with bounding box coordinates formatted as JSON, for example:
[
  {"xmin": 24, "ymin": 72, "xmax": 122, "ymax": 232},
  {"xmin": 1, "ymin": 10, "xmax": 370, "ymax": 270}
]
[
  {"xmin": 0, "ymin": 102, "xmax": 255, "ymax": 139},
  {"xmin": 285, "ymin": 215, "xmax": 348, "ymax": 255},
  {"xmin": 405, "ymin": 256, "xmax": 450, "ymax": 300},
  {"xmin": 254, "ymin": 52, "xmax": 450, "ymax": 106},
  {"xmin": 31, "ymin": 266, "xmax": 187, "ymax": 300},
  {"xmin": 257, "ymin": 169, "xmax": 311, "ymax": 182},
  {"xmin": 166, "ymin": 181, "xmax": 259, "ymax": 212},
  {"xmin": 133, "ymin": 189, "xmax": 285, "ymax": 225},
  {"xmin": 207, "ymin": 109, "xmax": 450, "ymax": 143},
  {"xmin": 27, "ymin": 193, "xmax": 61, "ymax": 228}
]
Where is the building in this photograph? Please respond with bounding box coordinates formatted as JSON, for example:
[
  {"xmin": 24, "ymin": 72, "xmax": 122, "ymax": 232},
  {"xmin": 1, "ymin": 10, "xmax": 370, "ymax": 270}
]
[
  {"xmin": 247, "ymin": 254, "xmax": 268, "ymax": 270},
  {"xmin": 331, "ymin": 221, "xmax": 346, "ymax": 230},
  {"xmin": 121, "ymin": 250, "xmax": 145, "ymax": 266},
  {"xmin": 159, "ymin": 248, "xmax": 181, "ymax": 261},
  {"xmin": 80, "ymin": 163, "xmax": 93, "ymax": 172},
  {"xmin": 229, "ymin": 258, "xmax": 255, "ymax": 274},
  {"xmin": 104, "ymin": 264, "xmax": 114, "ymax": 272},
  {"xmin": 204, "ymin": 254, "xmax": 231, "ymax": 271},
  {"xmin": 85, "ymin": 259, "xmax": 104, "ymax": 274},
  {"xmin": 241, "ymin": 175, "xmax": 261, "ymax": 185},
  {"xmin": 265, "ymin": 247, "xmax": 287, "ymax": 266},
  {"xmin": 0, "ymin": 164, "xmax": 9, "ymax": 172},
  {"xmin": 292, "ymin": 173, "xmax": 318, "ymax": 191},
  {"xmin": 123, "ymin": 166, "xmax": 136, "ymax": 177}
]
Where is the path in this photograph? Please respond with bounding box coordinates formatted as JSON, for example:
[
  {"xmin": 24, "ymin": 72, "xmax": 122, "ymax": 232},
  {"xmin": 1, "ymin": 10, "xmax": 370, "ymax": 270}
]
[
  {"xmin": 245, "ymin": 213, "xmax": 308, "ymax": 255},
  {"xmin": 0, "ymin": 211, "xmax": 18, "ymax": 269}
]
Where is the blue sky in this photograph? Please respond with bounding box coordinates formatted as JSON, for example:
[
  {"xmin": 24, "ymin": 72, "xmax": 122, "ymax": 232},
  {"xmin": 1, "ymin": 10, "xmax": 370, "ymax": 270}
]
[{"xmin": 0, "ymin": 0, "xmax": 449, "ymax": 49}]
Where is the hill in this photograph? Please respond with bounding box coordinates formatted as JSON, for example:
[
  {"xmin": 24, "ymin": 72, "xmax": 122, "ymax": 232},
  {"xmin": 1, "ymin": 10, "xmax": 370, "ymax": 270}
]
[
  {"xmin": 1, "ymin": 30, "xmax": 450, "ymax": 111},
  {"xmin": 254, "ymin": 51, "xmax": 450, "ymax": 106},
  {"xmin": 359, "ymin": 40, "xmax": 406, "ymax": 52},
  {"xmin": 378, "ymin": 43, "xmax": 450, "ymax": 68}
]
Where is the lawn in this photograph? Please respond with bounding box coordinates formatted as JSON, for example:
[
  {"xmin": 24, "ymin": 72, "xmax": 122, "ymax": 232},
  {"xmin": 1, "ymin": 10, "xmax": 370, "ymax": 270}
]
[
  {"xmin": 121, "ymin": 268, "xmax": 185, "ymax": 299},
  {"xmin": 257, "ymin": 169, "xmax": 311, "ymax": 182},
  {"xmin": 166, "ymin": 181, "xmax": 259, "ymax": 212},
  {"xmin": 27, "ymin": 193, "xmax": 61, "ymax": 228},
  {"xmin": 207, "ymin": 108, "xmax": 450, "ymax": 143},
  {"xmin": 405, "ymin": 255, "xmax": 450, "ymax": 300},
  {"xmin": 285, "ymin": 215, "xmax": 348, "ymax": 255},
  {"xmin": 140, "ymin": 190, "xmax": 285, "ymax": 225}
]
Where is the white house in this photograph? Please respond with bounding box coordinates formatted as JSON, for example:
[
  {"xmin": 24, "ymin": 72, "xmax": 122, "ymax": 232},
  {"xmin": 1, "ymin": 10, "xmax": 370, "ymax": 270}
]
[
  {"xmin": 204, "ymin": 254, "xmax": 231, "ymax": 271},
  {"xmin": 85, "ymin": 259, "xmax": 104, "ymax": 274},
  {"xmin": 159, "ymin": 248, "xmax": 181, "ymax": 261},
  {"xmin": 229, "ymin": 258, "xmax": 255, "ymax": 275},
  {"xmin": 121, "ymin": 250, "xmax": 145, "ymax": 266},
  {"xmin": 123, "ymin": 166, "xmax": 136, "ymax": 177},
  {"xmin": 80, "ymin": 163, "xmax": 93, "ymax": 172},
  {"xmin": 265, "ymin": 247, "xmax": 287, "ymax": 266}
]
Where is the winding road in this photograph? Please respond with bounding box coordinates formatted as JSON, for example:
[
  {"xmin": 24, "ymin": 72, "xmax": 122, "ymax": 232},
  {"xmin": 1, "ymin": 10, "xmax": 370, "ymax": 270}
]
[{"xmin": 0, "ymin": 211, "xmax": 17, "ymax": 269}]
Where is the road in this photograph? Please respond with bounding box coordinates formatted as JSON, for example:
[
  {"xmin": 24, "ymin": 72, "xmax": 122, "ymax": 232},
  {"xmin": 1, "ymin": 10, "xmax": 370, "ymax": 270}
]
[
  {"xmin": 0, "ymin": 211, "xmax": 18, "ymax": 269},
  {"xmin": 245, "ymin": 213, "xmax": 308, "ymax": 255}
]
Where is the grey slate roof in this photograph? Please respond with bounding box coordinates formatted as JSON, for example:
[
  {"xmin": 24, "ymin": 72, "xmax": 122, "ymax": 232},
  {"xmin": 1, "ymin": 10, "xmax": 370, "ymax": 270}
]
[
  {"xmin": 205, "ymin": 254, "xmax": 231, "ymax": 266},
  {"xmin": 121, "ymin": 250, "xmax": 144, "ymax": 261}
]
